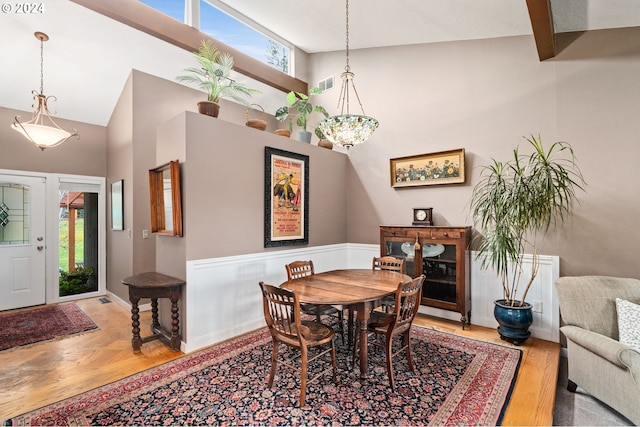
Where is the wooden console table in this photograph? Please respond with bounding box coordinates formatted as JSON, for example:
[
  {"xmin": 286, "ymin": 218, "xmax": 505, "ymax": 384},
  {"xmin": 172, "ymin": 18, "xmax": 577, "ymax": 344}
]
[{"xmin": 121, "ymin": 272, "xmax": 185, "ymax": 352}]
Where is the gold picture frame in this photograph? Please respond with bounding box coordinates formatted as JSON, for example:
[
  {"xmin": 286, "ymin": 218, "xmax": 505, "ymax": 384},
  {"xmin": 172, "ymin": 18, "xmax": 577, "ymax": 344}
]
[{"xmin": 390, "ymin": 148, "xmax": 465, "ymax": 188}]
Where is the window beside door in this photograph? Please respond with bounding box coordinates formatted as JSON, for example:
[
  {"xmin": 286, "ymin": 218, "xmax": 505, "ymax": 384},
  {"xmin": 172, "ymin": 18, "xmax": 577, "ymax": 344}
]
[{"xmin": 58, "ymin": 190, "xmax": 99, "ymax": 297}]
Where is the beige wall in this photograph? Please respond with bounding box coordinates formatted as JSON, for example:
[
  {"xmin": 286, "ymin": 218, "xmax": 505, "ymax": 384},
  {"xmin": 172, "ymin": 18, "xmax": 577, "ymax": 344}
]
[
  {"xmin": 0, "ymin": 107, "xmax": 107, "ymax": 176},
  {"xmin": 308, "ymin": 28, "xmax": 640, "ymax": 279},
  {"xmin": 168, "ymin": 111, "xmax": 349, "ymax": 262}
]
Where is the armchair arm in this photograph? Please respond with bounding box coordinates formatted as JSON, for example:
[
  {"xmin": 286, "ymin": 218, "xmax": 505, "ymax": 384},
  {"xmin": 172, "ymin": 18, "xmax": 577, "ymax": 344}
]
[
  {"xmin": 619, "ymin": 348, "xmax": 640, "ymax": 387},
  {"xmin": 561, "ymin": 325, "xmax": 628, "ymax": 368}
]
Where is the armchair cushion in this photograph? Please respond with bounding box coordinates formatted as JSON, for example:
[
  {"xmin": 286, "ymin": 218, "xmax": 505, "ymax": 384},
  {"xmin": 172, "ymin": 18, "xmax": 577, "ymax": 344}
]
[{"xmin": 616, "ymin": 298, "xmax": 640, "ymax": 352}]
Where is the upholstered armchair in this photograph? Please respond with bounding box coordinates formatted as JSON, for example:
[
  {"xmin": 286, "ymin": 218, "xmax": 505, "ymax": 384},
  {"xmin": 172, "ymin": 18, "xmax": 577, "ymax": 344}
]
[{"xmin": 555, "ymin": 276, "xmax": 640, "ymax": 425}]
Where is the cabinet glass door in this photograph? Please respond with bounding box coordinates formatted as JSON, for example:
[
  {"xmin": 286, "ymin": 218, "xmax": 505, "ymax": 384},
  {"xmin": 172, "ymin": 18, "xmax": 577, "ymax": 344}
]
[
  {"xmin": 422, "ymin": 243, "xmax": 457, "ymax": 304},
  {"xmin": 383, "ymin": 239, "xmax": 417, "ymax": 276}
]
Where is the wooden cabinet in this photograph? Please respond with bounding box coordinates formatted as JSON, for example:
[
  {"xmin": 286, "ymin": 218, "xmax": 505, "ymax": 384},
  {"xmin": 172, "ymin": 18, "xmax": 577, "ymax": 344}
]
[{"xmin": 380, "ymin": 225, "xmax": 472, "ymax": 328}]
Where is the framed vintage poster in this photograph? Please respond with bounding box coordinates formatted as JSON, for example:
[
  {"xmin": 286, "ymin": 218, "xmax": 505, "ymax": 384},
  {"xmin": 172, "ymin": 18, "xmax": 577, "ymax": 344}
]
[
  {"xmin": 264, "ymin": 147, "xmax": 309, "ymax": 247},
  {"xmin": 390, "ymin": 148, "xmax": 465, "ymax": 188},
  {"xmin": 111, "ymin": 179, "xmax": 124, "ymax": 230}
]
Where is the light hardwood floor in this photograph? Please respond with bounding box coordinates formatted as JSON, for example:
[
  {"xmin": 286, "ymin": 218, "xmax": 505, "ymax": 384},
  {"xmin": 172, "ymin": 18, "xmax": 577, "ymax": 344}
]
[{"xmin": 0, "ymin": 297, "xmax": 559, "ymax": 425}]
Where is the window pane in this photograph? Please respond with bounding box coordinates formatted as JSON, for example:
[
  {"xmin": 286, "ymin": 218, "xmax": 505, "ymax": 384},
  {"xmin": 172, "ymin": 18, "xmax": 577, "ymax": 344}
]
[
  {"xmin": 138, "ymin": 0, "xmax": 184, "ymax": 23},
  {"xmin": 0, "ymin": 183, "xmax": 29, "ymax": 245},
  {"xmin": 59, "ymin": 190, "xmax": 99, "ymax": 297},
  {"xmin": 200, "ymin": 1, "xmax": 289, "ymax": 73}
]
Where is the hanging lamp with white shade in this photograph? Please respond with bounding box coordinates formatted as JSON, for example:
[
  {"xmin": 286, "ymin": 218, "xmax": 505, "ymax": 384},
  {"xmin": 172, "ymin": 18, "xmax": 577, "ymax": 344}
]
[
  {"xmin": 317, "ymin": 0, "xmax": 379, "ymax": 149},
  {"xmin": 12, "ymin": 32, "xmax": 79, "ymax": 150}
]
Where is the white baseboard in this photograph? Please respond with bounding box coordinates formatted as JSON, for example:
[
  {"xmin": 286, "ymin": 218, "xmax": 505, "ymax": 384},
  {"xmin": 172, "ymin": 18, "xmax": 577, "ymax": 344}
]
[{"xmin": 107, "ymin": 289, "xmax": 151, "ymax": 312}]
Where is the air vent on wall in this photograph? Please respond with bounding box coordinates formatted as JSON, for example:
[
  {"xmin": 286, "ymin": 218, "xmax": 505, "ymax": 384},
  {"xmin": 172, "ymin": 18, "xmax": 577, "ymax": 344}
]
[{"xmin": 318, "ymin": 75, "xmax": 334, "ymax": 91}]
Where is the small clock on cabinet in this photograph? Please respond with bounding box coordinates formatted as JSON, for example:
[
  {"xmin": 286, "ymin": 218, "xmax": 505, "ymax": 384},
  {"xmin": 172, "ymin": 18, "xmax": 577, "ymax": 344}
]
[{"xmin": 412, "ymin": 208, "xmax": 433, "ymax": 226}]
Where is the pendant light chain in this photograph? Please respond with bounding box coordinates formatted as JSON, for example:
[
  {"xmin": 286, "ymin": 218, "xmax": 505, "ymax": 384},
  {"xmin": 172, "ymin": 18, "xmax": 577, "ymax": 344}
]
[
  {"xmin": 345, "ymin": 0, "xmax": 350, "ymax": 72},
  {"xmin": 39, "ymin": 36, "xmax": 44, "ymax": 95},
  {"xmin": 316, "ymin": 0, "xmax": 379, "ymax": 149}
]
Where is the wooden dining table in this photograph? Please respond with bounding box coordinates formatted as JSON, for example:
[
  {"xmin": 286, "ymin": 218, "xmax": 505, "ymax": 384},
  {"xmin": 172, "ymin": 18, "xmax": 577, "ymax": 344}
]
[{"xmin": 281, "ymin": 269, "xmax": 411, "ymax": 380}]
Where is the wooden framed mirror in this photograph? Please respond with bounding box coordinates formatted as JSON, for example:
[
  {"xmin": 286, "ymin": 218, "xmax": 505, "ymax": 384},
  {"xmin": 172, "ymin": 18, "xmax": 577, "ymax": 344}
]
[{"xmin": 149, "ymin": 160, "xmax": 183, "ymax": 236}]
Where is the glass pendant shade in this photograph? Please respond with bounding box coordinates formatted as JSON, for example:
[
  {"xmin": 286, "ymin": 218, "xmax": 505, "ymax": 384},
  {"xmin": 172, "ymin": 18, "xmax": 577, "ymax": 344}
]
[
  {"xmin": 317, "ymin": 113, "xmax": 379, "ymax": 149},
  {"xmin": 12, "ymin": 93, "xmax": 78, "ymax": 150},
  {"xmin": 11, "ymin": 32, "xmax": 78, "ymax": 150}
]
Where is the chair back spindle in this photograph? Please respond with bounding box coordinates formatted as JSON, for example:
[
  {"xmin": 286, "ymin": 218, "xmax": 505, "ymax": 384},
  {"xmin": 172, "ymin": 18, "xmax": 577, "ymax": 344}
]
[
  {"xmin": 372, "ymin": 256, "xmax": 405, "ymax": 273},
  {"xmin": 286, "ymin": 260, "xmax": 315, "ymax": 280}
]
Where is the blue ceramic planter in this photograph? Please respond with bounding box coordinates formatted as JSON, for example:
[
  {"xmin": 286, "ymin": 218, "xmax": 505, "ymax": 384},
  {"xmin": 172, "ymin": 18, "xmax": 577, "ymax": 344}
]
[{"xmin": 493, "ymin": 299, "xmax": 533, "ymax": 345}]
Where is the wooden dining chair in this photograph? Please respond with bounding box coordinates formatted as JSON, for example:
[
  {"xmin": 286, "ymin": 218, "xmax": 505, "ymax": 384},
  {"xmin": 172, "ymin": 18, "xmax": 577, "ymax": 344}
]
[
  {"xmin": 285, "ymin": 260, "xmax": 345, "ymax": 344},
  {"xmin": 352, "ymin": 274, "xmax": 425, "ymax": 391},
  {"xmin": 372, "ymin": 256, "xmax": 406, "ymax": 313},
  {"xmin": 259, "ymin": 282, "xmax": 337, "ymax": 407}
]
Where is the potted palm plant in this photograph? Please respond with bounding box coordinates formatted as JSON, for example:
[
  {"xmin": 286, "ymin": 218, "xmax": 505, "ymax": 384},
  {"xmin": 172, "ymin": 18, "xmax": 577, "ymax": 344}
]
[
  {"xmin": 275, "ymin": 88, "xmax": 328, "ymax": 143},
  {"xmin": 470, "ymin": 135, "xmax": 585, "ymax": 345},
  {"xmin": 177, "ymin": 40, "xmax": 259, "ymax": 117}
]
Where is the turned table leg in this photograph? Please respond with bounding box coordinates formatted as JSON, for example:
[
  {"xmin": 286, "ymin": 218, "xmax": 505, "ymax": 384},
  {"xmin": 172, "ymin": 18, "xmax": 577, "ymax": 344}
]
[
  {"xmin": 151, "ymin": 298, "xmax": 160, "ymax": 332},
  {"xmin": 357, "ymin": 302, "xmax": 372, "ymax": 381},
  {"xmin": 170, "ymin": 291, "xmax": 181, "ymax": 351},
  {"xmin": 130, "ymin": 295, "xmax": 142, "ymax": 353}
]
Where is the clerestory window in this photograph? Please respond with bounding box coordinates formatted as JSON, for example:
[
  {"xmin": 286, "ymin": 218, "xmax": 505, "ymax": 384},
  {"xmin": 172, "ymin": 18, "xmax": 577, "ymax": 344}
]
[{"xmin": 138, "ymin": 0, "xmax": 291, "ymax": 74}]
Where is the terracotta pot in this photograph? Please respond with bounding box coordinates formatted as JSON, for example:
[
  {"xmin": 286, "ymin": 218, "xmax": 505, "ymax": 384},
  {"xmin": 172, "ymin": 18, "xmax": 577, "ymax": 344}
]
[
  {"xmin": 197, "ymin": 101, "xmax": 220, "ymax": 118},
  {"xmin": 274, "ymin": 129, "xmax": 291, "ymax": 138},
  {"xmin": 318, "ymin": 139, "xmax": 333, "ymax": 150}
]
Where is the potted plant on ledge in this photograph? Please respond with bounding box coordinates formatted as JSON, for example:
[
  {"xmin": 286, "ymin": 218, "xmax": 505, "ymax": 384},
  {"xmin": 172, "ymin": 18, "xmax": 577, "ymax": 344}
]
[
  {"xmin": 470, "ymin": 135, "xmax": 585, "ymax": 345},
  {"xmin": 275, "ymin": 88, "xmax": 328, "ymax": 143},
  {"xmin": 177, "ymin": 40, "xmax": 259, "ymax": 117}
]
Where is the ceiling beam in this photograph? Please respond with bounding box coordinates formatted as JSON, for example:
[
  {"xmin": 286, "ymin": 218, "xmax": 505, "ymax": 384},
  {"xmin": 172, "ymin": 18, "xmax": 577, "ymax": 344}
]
[
  {"xmin": 71, "ymin": 0, "xmax": 308, "ymax": 95},
  {"xmin": 526, "ymin": 0, "xmax": 556, "ymax": 61}
]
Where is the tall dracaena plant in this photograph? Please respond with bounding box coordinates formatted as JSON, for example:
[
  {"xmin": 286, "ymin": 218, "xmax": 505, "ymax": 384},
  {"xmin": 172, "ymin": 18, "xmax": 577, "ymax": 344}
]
[{"xmin": 470, "ymin": 135, "xmax": 585, "ymax": 306}]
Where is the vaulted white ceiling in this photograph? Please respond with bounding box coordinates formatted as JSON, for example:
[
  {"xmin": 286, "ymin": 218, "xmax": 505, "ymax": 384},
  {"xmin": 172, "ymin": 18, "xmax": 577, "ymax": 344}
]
[{"xmin": 2, "ymin": 0, "xmax": 638, "ymax": 127}]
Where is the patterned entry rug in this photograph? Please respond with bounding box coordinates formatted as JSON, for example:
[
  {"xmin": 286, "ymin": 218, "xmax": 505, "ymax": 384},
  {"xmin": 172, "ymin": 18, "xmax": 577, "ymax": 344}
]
[
  {"xmin": 6, "ymin": 326, "xmax": 521, "ymax": 426},
  {"xmin": 0, "ymin": 303, "xmax": 97, "ymax": 352}
]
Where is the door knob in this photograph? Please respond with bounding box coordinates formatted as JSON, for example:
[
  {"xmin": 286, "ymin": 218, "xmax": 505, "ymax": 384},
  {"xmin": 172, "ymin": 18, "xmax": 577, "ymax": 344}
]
[{"xmin": 37, "ymin": 246, "xmax": 43, "ymax": 251}]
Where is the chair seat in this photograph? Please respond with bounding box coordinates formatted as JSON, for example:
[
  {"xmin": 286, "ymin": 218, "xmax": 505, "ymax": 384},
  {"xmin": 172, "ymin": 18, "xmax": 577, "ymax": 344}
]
[
  {"xmin": 299, "ymin": 320, "xmax": 334, "ymax": 343},
  {"xmin": 368, "ymin": 311, "xmax": 411, "ymax": 335}
]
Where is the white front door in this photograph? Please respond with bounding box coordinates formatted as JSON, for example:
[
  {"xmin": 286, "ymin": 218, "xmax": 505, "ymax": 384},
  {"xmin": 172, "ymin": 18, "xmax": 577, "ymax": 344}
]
[{"xmin": 0, "ymin": 174, "xmax": 46, "ymax": 311}]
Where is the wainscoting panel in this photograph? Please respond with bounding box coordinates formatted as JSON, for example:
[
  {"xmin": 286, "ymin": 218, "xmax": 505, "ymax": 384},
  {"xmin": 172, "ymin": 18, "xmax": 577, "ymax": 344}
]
[
  {"xmin": 184, "ymin": 243, "xmax": 379, "ymax": 353},
  {"xmin": 184, "ymin": 245, "xmax": 560, "ymax": 352},
  {"xmin": 467, "ymin": 251, "xmax": 560, "ymax": 342}
]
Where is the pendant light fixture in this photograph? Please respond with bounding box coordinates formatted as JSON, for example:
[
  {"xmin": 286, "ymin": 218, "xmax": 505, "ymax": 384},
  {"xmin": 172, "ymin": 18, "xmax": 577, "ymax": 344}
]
[
  {"xmin": 317, "ymin": 0, "xmax": 379, "ymax": 150},
  {"xmin": 12, "ymin": 32, "xmax": 78, "ymax": 150}
]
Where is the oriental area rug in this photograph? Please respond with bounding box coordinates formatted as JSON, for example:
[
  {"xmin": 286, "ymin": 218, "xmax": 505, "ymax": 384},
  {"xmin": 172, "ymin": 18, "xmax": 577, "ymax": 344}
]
[
  {"xmin": 5, "ymin": 326, "xmax": 522, "ymax": 426},
  {"xmin": 0, "ymin": 303, "xmax": 97, "ymax": 352}
]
